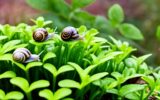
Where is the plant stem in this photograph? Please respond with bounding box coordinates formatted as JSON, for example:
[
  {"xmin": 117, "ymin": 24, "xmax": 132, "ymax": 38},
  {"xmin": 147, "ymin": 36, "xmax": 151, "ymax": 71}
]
[
  {"xmin": 25, "ymin": 71, "xmax": 30, "ymax": 83},
  {"xmin": 53, "ymin": 76, "xmax": 56, "ymax": 92},
  {"xmin": 26, "ymin": 92, "xmax": 32, "ymax": 100}
]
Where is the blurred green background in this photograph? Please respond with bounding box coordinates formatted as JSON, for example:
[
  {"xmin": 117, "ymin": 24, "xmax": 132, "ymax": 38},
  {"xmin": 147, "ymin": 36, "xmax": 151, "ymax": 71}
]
[{"xmin": 0, "ymin": 0, "xmax": 160, "ymax": 65}]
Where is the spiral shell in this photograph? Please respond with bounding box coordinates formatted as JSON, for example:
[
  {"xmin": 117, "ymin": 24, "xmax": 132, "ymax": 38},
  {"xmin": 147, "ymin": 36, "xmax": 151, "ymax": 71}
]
[
  {"xmin": 33, "ymin": 28, "xmax": 48, "ymax": 42},
  {"xmin": 13, "ymin": 48, "xmax": 31, "ymax": 63},
  {"xmin": 61, "ymin": 26, "xmax": 79, "ymax": 41}
]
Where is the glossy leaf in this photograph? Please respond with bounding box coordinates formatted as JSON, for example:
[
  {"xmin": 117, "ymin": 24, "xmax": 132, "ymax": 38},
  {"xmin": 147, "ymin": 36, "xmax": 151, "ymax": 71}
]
[
  {"xmin": 0, "ymin": 89, "xmax": 5, "ymax": 99},
  {"xmin": 44, "ymin": 63, "xmax": 57, "ymax": 77},
  {"xmin": 12, "ymin": 61, "xmax": 26, "ymax": 71},
  {"xmin": 58, "ymin": 79, "xmax": 80, "ymax": 89},
  {"xmin": 5, "ymin": 91, "xmax": 24, "ymax": 100},
  {"xmin": 90, "ymin": 72, "xmax": 108, "ymax": 82},
  {"xmin": 0, "ymin": 36, "xmax": 7, "ymax": 41},
  {"xmin": 57, "ymin": 65, "xmax": 74, "ymax": 75},
  {"xmin": 39, "ymin": 89, "xmax": 54, "ymax": 99},
  {"xmin": 0, "ymin": 54, "xmax": 12, "ymax": 61},
  {"xmin": 43, "ymin": 52, "xmax": 56, "ymax": 62},
  {"xmin": 26, "ymin": 62, "xmax": 43, "ymax": 71},
  {"xmin": 137, "ymin": 54, "xmax": 152, "ymax": 65},
  {"xmin": 39, "ymin": 88, "xmax": 72, "ymax": 100},
  {"xmin": 119, "ymin": 84, "xmax": 145, "ymax": 97},
  {"xmin": 53, "ymin": 88, "xmax": 72, "ymax": 100},
  {"xmin": 142, "ymin": 76, "xmax": 155, "ymax": 89},
  {"xmin": 0, "ymin": 71, "xmax": 16, "ymax": 79},
  {"xmin": 98, "ymin": 52, "xmax": 123, "ymax": 65},
  {"xmin": 28, "ymin": 80, "xmax": 50, "ymax": 92},
  {"xmin": 10, "ymin": 77, "xmax": 29, "ymax": 93},
  {"xmin": 68, "ymin": 62, "xmax": 84, "ymax": 79}
]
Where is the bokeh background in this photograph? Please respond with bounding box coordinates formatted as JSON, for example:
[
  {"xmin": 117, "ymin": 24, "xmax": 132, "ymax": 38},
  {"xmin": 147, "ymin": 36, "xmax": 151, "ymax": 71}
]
[{"xmin": 0, "ymin": 0, "xmax": 160, "ymax": 65}]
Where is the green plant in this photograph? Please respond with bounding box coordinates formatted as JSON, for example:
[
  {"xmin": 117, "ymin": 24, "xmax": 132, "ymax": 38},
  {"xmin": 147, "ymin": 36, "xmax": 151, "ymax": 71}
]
[
  {"xmin": 0, "ymin": 16, "xmax": 158, "ymax": 100},
  {"xmin": 26, "ymin": 1, "xmax": 144, "ymax": 41}
]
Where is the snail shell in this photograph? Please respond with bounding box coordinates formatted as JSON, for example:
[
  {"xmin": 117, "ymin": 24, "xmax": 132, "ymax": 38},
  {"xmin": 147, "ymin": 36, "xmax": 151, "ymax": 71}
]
[
  {"xmin": 33, "ymin": 28, "xmax": 54, "ymax": 42},
  {"xmin": 61, "ymin": 26, "xmax": 80, "ymax": 41},
  {"xmin": 13, "ymin": 48, "xmax": 40, "ymax": 63}
]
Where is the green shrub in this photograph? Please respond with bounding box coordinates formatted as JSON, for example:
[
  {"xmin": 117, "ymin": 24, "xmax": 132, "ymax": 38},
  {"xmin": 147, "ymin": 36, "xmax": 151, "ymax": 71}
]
[{"xmin": 0, "ymin": 17, "xmax": 159, "ymax": 100}]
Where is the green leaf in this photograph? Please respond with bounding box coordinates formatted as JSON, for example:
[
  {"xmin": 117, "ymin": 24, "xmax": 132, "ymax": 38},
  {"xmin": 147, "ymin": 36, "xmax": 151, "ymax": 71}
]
[
  {"xmin": 3, "ymin": 44, "xmax": 28, "ymax": 54},
  {"xmin": 39, "ymin": 89, "xmax": 54, "ymax": 99},
  {"xmin": 0, "ymin": 54, "xmax": 12, "ymax": 61},
  {"xmin": 68, "ymin": 62, "xmax": 84, "ymax": 79},
  {"xmin": 0, "ymin": 36, "xmax": 7, "ymax": 41},
  {"xmin": 84, "ymin": 65, "xmax": 97, "ymax": 75},
  {"xmin": 119, "ymin": 23, "xmax": 144, "ymax": 40},
  {"xmin": 108, "ymin": 4, "xmax": 124, "ymax": 26},
  {"xmin": 156, "ymin": 26, "xmax": 160, "ymax": 41},
  {"xmin": 124, "ymin": 58, "xmax": 137, "ymax": 68},
  {"xmin": 12, "ymin": 61, "xmax": 26, "ymax": 71},
  {"xmin": 62, "ymin": 98, "xmax": 74, "ymax": 100},
  {"xmin": 77, "ymin": 25, "xmax": 87, "ymax": 35},
  {"xmin": 44, "ymin": 63, "xmax": 57, "ymax": 77},
  {"xmin": 10, "ymin": 77, "xmax": 29, "ymax": 93},
  {"xmin": 43, "ymin": 52, "xmax": 56, "ymax": 62},
  {"xmin": 93, "ymin": 77, "xmax": 116, "ymax": 88},
  {"xmin": 26, "ymin": 62, "xmax": 43, "ymax": 71},
  {"xmin": 90, "ymin": 72, "xmax": 108, "ymax": 82},
  {"xmin": 98, "ymin": 52, "xmax": 122, "ymax": 65},
  {"xmin": 137, "ymin": 54, "xmax": 152, "ymax": 65},
  {"xmin": 0, "ymin": 89, "xmax": 5, "ymax": 99},
  {"xmin": 2, "ymin": 40, "xmax": 21, "ymax": 53},
  {"xmin": 125, "ymin": 92, "xmax": 140, "ymax": 100},
  {"xmin": 58, "ymin": 79, "xmax": 80, "ymax": 89},
  {"xmin": 57, "ymin": 65, "xmax": 74, "ymax": 75},
  {"xmin": 29, "ymin": 40, "xmax": 55, "ymax": 46},
  {"xmin": 111, "ymin": 72, "xmax": 122, "ymax": 80},
  {"xmin": 28, "ymin": 80, "xmax": 50, "ymax": 92},
  {"xmin": 106, "ymin": 89, "xmax": 118, "ymax": 95},
  {"xmin": 26, "ymin": 0, "xmax": 52, "ymax": 11},
  {"xmin": 119, "ymin": 84, "xmax": 145, "ymax": 97},
  {"xmin": 53, "ymin": 88, "xmax": 72, "ymax": 100},
  {"xmin": 0, "ymin": 71, "xmax": 16, "ymax": 79},
  {"xmin": 142, "ymin": 76, "xmax": 155, "ymax": 89},
  {"xmin": 72, "ymin": 0, "xmax": 95, "ymax": 9},
  {"xmin": 5, "ymin": 91, "xmax": 24, "ymax": 100}
]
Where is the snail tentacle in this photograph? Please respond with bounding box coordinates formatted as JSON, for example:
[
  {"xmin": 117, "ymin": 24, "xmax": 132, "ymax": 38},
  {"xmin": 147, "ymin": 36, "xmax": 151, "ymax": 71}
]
[{"xmin": 25, "ymin": 54, "xmax": 40, "ymax": 63}]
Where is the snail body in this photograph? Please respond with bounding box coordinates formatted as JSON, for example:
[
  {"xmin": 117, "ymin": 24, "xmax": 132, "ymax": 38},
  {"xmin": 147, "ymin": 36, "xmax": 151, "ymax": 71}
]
[
  {"xmin": 61, "ymin": 26, "xmax": 82, "ymax": 41},
  {"xmin": 33, "ymin": 28, "xmax": 54, "ymax": 42},
  {"xmin": 13, "ymin": 48, "xmax": 40, "ymax": 63}
]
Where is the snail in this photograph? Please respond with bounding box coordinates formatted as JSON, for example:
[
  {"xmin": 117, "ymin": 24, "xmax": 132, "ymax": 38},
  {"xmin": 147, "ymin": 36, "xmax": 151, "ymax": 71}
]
[
  {"xmin": 61, "ymin": 26, "xmax": 83, "ymax": 41},
  {"xmin": 33, "ymin": 28, "xmax": 54, "ymax": 42},
  {"xmin": 12, "ymin": 48, "xmax": 41, "ymax": 63}
]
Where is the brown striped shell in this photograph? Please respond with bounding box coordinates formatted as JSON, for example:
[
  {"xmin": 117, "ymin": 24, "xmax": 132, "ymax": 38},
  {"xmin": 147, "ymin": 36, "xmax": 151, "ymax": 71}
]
[
  {"xmin": 61, "ymin": 26, "xmax": 79, "ymax": 41},
  {"xmin": 33, "ymin": 28, "xmax": 48, "ymax": 42},
  {"xmin": 13, "ymin": 48, "xmax": 31, "ymax": 63}
]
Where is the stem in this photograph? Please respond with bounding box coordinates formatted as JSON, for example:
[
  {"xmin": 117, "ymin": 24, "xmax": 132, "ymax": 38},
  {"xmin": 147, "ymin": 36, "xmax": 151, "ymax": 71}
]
[
  {"xmin": 26, "ymin": 92, "xmax": 32, "ymax": 100},
  {"xmin": 25, "ymin": 71, "xmax": 30, "ymax": 83},
  {"xmin": 140, "ymin": 89, "xmax": 144, "ymax": 100},
  {"xmin": 53, "ymin": 76, "xmax": 57, "ymax": 92},
  {"xmin": 145, "ymin": 88, "xmax": 155, "ymax": 100},
  {"xmin": 76, "ymin": 89, "xmax": 84, "ymax": 100}
]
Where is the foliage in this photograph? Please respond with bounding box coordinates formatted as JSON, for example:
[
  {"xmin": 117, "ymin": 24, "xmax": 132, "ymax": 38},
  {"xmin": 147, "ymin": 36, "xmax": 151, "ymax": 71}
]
[
  {"xmin": 0, "ymin": 16, "xmax": 159, "ymax": 100},
  {"xmin": 26, "ymin": 0, "xmax": 144, "ymax": 41}
]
